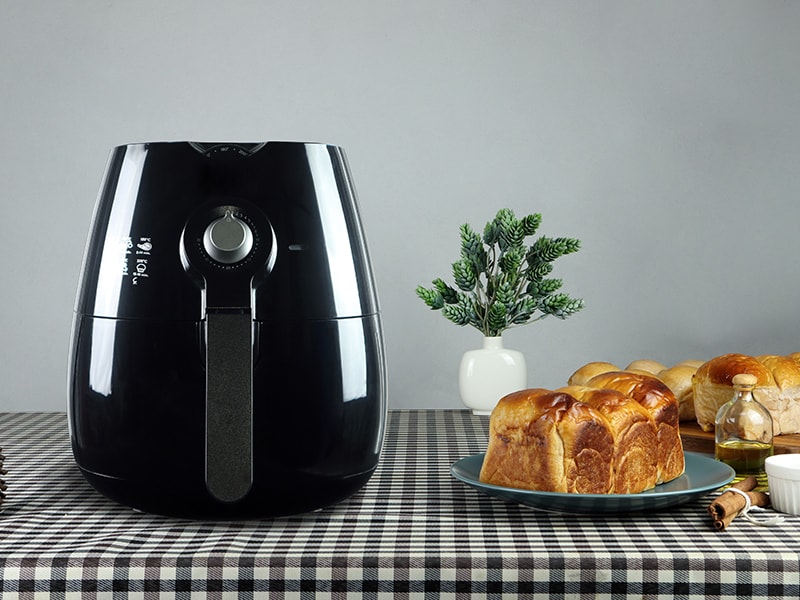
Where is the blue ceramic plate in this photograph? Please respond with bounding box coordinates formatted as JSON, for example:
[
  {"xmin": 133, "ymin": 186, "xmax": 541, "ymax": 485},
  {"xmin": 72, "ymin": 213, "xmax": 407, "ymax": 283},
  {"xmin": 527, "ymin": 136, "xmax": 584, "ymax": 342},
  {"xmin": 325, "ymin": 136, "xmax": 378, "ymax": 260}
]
[{"xmin": 451, "ymin": 452, "xmax": 734, "ymax": 514}]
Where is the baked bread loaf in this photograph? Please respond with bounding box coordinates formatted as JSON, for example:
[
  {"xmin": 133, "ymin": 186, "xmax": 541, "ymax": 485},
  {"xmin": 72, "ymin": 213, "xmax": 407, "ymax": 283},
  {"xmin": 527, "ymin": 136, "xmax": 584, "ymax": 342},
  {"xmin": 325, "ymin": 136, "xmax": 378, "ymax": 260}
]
[
  {"xmin": 625, "ymin": 359, "xmax": 667, "ymax": 376},
  {"xmin": 658, "ymin": 364, "xmax": 698, "ymax": 421},
  {"xmin": 567, "ymin": 361, "xmax": 620, "ymax": 386},
  {"xmin": 479, "ymin": 373, "xmax": 684, "ymax": 494},
  {"xmin": 558, "ymin": 385, "xmax": 659, "ymax": 493},
  {"xmin": 693, "ymin": 353, "xmax": 800, "ymax": 435},
  {"xmin": 479, "ymin": 388, "xmax": 615, "ymax": 494},
  {"xmin": 584, "ymin": 371, "xmax": 685, "ymax": 484},
  {"xmin": 570, "ymin": 359, "xmax": 703, "ymax": 422}
]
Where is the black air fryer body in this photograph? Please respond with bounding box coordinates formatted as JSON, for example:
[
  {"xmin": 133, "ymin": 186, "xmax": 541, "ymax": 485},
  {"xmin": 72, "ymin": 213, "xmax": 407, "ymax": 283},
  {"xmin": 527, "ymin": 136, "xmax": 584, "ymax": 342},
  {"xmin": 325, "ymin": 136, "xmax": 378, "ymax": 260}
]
[{"xmin": 69, "ymin": 141, "xmax": 387, "ymax": 517}]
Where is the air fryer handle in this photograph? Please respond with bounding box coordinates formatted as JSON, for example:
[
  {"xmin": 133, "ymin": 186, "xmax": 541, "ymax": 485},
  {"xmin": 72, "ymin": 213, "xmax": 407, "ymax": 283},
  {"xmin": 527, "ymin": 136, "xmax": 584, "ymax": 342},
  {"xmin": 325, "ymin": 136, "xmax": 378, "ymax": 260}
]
[{"xmin": 205, "ymin": 310, "xmax": 253, "ymax": 502}]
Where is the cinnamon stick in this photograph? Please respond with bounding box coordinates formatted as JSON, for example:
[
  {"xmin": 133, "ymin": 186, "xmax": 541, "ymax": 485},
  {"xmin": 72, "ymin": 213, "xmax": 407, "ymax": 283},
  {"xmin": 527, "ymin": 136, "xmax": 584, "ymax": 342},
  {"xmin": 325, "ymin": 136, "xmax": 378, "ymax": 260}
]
[{"xmin": 707, "ymin": 476, "xmax": 770, "ymax": 530}]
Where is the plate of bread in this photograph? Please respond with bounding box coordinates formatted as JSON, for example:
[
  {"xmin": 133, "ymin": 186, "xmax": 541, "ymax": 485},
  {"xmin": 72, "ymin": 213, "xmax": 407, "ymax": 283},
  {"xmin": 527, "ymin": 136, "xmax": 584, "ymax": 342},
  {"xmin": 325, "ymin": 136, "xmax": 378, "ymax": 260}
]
[
  {"xmin": 452, "ymin": 451, "xmax": 733, "ymax": 514},
  {"xmin": 452, "ymin": 366, "xmax": 737, "ymax": 514}
]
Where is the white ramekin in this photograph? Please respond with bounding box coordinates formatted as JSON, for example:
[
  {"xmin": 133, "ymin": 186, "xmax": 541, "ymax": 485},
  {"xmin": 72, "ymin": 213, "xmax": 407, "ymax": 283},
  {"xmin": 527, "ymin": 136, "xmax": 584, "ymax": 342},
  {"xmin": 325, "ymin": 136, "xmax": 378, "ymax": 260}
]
[{"xmin": 765, "ymin": 454, "xmax": 800, "ymax": 515}]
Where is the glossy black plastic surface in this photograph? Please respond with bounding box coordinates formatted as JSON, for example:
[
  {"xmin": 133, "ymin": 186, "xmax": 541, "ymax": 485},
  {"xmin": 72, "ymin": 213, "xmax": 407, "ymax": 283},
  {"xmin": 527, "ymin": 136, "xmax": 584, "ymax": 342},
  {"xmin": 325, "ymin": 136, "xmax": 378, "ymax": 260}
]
[
  {"xmin": 70, "ymin": 315, "xmax": 385, "ymax": 517},
  {"xmin": 69, "ymin": 141, "xmax": 386, "ymax": 517},
  {"xmin": 75, "ymin": 142, "xmax": 378, "ymax": 321}
]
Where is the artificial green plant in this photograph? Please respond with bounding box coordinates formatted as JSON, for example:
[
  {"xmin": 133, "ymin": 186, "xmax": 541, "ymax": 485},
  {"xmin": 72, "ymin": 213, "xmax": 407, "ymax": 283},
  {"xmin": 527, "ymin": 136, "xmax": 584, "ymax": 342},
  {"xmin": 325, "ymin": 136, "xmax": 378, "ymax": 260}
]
[{"xmin": 416, "ymin": 209, "xmax": 584, "ymax": 337}]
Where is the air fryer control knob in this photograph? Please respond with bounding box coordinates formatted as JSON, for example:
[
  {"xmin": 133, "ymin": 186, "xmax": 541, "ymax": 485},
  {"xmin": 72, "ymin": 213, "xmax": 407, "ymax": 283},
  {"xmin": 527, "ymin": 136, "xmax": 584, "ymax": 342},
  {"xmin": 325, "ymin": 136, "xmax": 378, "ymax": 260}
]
[{"xmin": 203, "ymin": 210, "xmax": 254, "ymax": 264}]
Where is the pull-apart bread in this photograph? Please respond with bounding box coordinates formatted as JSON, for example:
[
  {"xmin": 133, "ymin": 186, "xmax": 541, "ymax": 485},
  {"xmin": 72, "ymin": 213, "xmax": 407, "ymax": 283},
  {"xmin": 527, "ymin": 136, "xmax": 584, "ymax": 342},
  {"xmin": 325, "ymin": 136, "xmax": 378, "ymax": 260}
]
[
  {"xmin": 479, "ymin": 388, "xmax": 615, "ymax": 494},
  {"xmin": 479, "ymin": 372, "xmax": 684, "ymax": 494},
  {"xmin": 583, "ymin": 371, "xmax": 684, "ymax": 484},
  {"xmin": 558, "ymin": 385, "xmax": 659, "ymax": 494},
  {"xmin": 693, "ymin": 353, "xmax": 800, "ymax": 435},
  {"xmin": 569, "ymin": 359, "xmax": 702, "ymax": 422}
]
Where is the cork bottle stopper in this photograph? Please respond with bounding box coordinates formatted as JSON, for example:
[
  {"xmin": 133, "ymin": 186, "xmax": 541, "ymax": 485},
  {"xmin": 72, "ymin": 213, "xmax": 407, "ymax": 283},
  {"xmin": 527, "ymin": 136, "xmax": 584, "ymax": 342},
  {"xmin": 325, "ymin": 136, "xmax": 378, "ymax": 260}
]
[{"xmin": 732, "ymin": 373, "xmax": 758, "ymax": 388}]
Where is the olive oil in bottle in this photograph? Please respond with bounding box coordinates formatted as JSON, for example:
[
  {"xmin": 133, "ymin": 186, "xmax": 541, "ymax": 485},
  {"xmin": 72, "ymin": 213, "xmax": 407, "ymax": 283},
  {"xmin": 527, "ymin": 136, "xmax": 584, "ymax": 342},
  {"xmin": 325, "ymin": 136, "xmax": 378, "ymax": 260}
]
[{"xmin": 714, "ymin": 373, "xmax": 774, "ymax": 490}]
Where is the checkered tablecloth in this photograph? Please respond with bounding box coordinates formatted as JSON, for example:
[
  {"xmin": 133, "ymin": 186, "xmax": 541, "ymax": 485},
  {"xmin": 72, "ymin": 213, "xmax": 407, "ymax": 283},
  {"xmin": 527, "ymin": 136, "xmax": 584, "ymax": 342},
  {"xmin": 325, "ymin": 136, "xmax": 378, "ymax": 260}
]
[{"xmin": 0, "ymin": 410, "xmax": 798, "ymax": 599}]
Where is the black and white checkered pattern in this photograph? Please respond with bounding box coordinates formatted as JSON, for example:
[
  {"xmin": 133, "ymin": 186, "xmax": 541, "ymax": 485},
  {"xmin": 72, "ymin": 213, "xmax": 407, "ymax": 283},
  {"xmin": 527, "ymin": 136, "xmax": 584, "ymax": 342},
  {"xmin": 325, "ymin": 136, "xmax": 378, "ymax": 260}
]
[{"xmin": 0, "ymin": 411, "xmax": 798, "ymax": 598}]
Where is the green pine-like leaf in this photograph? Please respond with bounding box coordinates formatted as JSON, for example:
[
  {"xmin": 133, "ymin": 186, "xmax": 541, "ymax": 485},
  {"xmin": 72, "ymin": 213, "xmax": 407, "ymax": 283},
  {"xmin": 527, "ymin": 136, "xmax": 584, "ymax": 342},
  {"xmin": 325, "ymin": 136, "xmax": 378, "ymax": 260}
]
[
  {"xmin": 541, "ymin": 294, "xmax": 585, "ymax": 319},
  {"xmin": 499, "ymin": 246, "xmax": 524, "ymax": 275},
  {"xmin": 526, "ymin": 278, "xmax": 562, "ymax": 296},
  {"xmin": 442, "ymin": 295, "xmax": 478, "ymax": 327},
  {"xmin": 521, "ymin": 213, "xmax": 542, "ymax": 236},
  {"xmin": 452, "ymin": 259, "xmax": 477, "ymax": 291},
  {"xmin": 495, "ymin": 280, "xmax": 516, "ymax": 308},
  {"xmin": 487, "ymin": 301, "xmax": 508, "ymax": 336},
  {"xmin": 433, "ymin": 278, "xmax": 459, "ymax": 304},
  {"xmin": 442, "ymin": 302, "xmax": 469, "ymax": 326},
  {"xmin": 415, "ymin": 285, "xmax": 444, "ymax": 309},
  {"xmin": 527, "ymin": 261, "xmax": 554, "ymax": 281},
  {"xmin": 530, "ymin": 236, "xmax": 581, "ymax": 262},
  {"xmin": 460, "ymin": 223, "xmax": 487, "ymax": 273},
  {"xmin": 494, "ymin": 209, "xmax": 517, "ymax": 251},
  {"xmin": 494, "ymin": 208, "xmax": 515, "ymax": 230},
  {"xmin": 483, "ymin": 220, "xmax": 500, "ymax": 245},
  {"xmin": 500, "ymin": 220, "xmax": 524, "ymax": 252},
  {"xmin": 509, "ymin": 297, "xmax": 537, "ymax": 324}
]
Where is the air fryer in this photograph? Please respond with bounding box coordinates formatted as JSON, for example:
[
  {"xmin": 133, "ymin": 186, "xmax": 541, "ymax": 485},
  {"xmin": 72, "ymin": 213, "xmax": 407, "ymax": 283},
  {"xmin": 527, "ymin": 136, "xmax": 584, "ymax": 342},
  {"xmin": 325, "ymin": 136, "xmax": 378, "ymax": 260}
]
[{"xmin": 68, "ymin": 141, "xmax": 387, "ymax": 517}]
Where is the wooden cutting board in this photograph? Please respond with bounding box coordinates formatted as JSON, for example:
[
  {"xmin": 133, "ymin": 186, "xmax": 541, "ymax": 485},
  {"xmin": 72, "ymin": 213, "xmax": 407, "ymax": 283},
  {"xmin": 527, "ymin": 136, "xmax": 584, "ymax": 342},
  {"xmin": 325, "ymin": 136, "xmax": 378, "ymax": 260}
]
[{"xmin": 680, "ymin": 421, "xmax": 800, "ymax": 455}]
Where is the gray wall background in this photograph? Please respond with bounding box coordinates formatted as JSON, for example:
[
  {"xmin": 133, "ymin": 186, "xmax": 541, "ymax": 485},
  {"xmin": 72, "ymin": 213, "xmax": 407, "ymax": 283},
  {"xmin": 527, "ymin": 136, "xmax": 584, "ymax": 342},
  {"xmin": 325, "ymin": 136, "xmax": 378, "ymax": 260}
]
[{"xmin": 1, "ymin": 1, "xmax": 799, "ymax": 412}]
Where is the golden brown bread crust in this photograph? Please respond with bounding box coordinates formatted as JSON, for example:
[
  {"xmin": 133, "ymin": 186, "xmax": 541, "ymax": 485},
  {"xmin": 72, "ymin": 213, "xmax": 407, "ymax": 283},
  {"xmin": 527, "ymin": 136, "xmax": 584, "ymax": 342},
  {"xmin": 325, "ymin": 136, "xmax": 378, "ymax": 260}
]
[
  {"xmin": 558, "ymin": 385, "xmax": 659, "ymax": 493},
  {"xmin": 756, "ymin": 355, "xmax": 800, "ymax": 390},
  {"xmin": 479, "ymin": 388, "xmax": 614, "ymax": 494},
  {"xmin": 569, "ymin": 353, "xmax": 800, "ymax": 436},
  {"xmin": 585, "ymin": 371, "xmax": 679, "ymax": 425},
  {"xmin": 694, "ymin": 353, "xmax": 774, "ymax": 388},
  {"xmin": 693, "ymin": 353, "xmax": 800, "ymax": 435},
  {"xmin": 674, "ymin": 359, "xmax": 705, "ymax": 369},
  {"xmin": 625, "ymin": 359, "xmax": 667, "ymax": 375},
  {"xmin": 571, "ymin": 359, "xmax": 703, "ymax": 423},
  {"xmin": 584, "ymin": 371, "xmax": 684, "ymax": 484},
  {"xmin": 657, "ymin": 365, "xmax": 698, "ymax": 421},
  {"xmin": 693, "ymin": 353, "xmax": 775, "ymax": 433},
  {"xmin": 567, "ymin": 361, "xmax": 619, "ymax": 386}
]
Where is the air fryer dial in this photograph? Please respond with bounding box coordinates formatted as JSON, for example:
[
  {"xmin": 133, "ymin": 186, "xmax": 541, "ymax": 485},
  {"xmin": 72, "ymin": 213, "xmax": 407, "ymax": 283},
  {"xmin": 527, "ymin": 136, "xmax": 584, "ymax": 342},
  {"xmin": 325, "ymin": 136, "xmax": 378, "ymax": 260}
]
[
  {"xmin": 203, "ymin": 210, "xmax": 254, "ymax": 264},
  {"xmin": 181, "ymin": 203, "xmax": 274, "ymax": 274}
]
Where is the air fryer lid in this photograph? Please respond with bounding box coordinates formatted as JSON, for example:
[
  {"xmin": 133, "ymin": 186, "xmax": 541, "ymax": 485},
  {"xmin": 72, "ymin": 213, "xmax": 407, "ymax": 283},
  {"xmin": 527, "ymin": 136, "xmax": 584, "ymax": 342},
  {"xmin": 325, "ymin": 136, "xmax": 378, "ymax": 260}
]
[{"xmin": 75, "ymin": 141, "xmax": 378, "ymax": 323}]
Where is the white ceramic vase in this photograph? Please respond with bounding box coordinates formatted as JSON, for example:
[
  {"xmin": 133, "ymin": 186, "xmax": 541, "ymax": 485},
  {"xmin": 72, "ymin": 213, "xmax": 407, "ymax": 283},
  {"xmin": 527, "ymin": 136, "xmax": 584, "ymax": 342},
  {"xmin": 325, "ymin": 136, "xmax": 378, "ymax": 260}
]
[{"xmin": 459, "ymin": 336, "xmax": 527, "ymax": 415}]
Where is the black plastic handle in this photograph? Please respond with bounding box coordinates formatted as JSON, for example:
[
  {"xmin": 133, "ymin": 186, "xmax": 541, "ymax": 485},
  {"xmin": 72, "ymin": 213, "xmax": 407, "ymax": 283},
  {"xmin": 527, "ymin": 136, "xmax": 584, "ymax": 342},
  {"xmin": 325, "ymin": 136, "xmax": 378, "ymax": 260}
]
[{"xmin": 205, "ymin": 310, "xmax": 253, "ymax": 502}]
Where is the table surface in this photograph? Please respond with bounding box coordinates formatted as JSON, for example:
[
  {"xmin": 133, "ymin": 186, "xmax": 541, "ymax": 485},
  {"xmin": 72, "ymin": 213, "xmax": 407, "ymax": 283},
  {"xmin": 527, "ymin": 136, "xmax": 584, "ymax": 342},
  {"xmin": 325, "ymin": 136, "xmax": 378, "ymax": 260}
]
[{"xmin": 0, "ymin": 410, "xmax": 798, "ymax": 599}]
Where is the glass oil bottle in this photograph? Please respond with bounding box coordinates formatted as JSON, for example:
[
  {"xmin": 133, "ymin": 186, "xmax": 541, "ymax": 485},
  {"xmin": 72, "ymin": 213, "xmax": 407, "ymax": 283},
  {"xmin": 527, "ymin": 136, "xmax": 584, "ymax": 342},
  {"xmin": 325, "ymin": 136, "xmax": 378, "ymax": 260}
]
[{"xmin": 715, "ymin": 373, "xmax": 774, "ymax": 491}]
